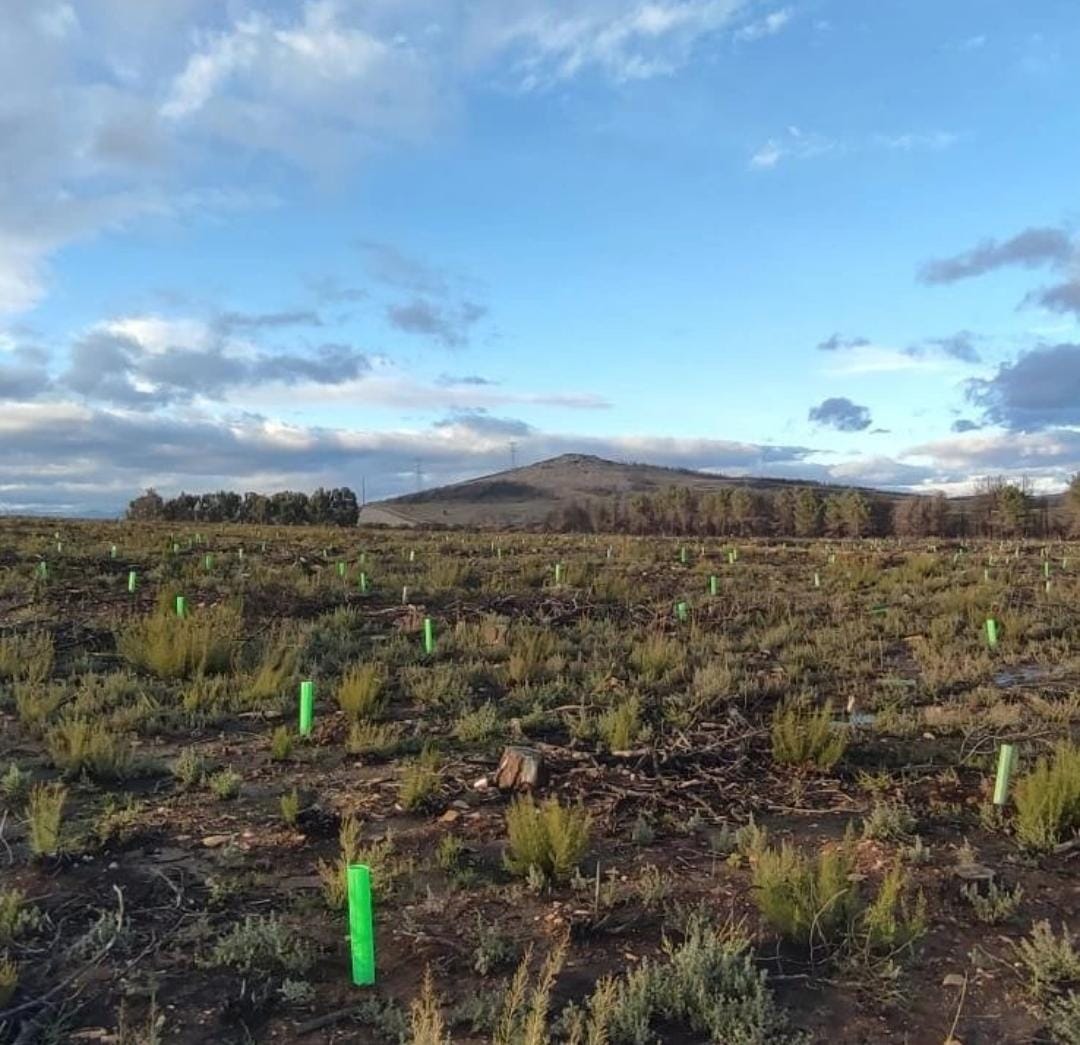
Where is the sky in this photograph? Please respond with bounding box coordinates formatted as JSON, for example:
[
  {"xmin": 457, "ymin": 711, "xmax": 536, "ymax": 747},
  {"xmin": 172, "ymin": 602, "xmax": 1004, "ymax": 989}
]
[{"xmin": 2, "ymin": 0, "xmax": 1080, "ymax": 515}]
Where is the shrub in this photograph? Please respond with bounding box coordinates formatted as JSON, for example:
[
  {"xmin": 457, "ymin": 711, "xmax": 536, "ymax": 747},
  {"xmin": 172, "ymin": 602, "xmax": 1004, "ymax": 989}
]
[
  {"xmin": 771, "ymin": 698, "xmax": 846, "ymax": 770},
  {"xmin": 409, "ymin": 968, "xmax": 450, "ymax": 1045},
  {"xmin": 629, "ymin": 634, "xmax": 684, "ymax": 683},
  {"xmin": 1013, "ymin": 742, "xmax": 1080, "ymax": 851},
  {"xmin": 453, "ymin": 702, "xmax": 502, "ymax": 744},
  {"xmin": 861, "ymin": 801, "xmax": 916, "ymax": 842},
  {"xmin": 504, "ymin": 796, "xmax": 590, "ymax": 883},
  {"xmin": 0, "ymin": 889, "xmax": 40, "ymax": 946},
  {"xmin": 597, "ymin": 914, "xmax": 800, "ymax": 1044},
  {"xmin": 0, "ymin": 954, "xmax": 16, "ymax": 1007},
  {"xmin": 244, "ymin": 629, "xmax": 298, "ymax": 703},
  {"xmin": 752, "ymin": 837, "xmax": 924, "ymax": 960},
  {"xmin": 492, "ymin": 936, "xmax": 567, "ymax": 1045},
  {"xmin": 281, "ymin": 788, "xmax": 300, "ymax": 826},
  {"xmin": 269, "ymin": 726, "xmax": 293, "ymax": 761},
  {"xmin": 399, "ymin": 746, "xmax": 441, "ymax": 811},
  {"xmin": 752, "ymin": 837, "xmax": 861, "ymax": 951},
  {"xmin": 208, "ymin": 768, "xmax": 242, "ymax": 800},
  {"xmin": 171, "ymin": 747, "xmax": 205, "ymax": 789},
  {"xmin": 346, "ymin": 721, "xmax": 403, "ymax": 758},
  {"xmin": 337, "ymin": 664, "xmax": 385, "ymax": 721},
  {"xmin": 1015, "ymin": 921, "xmax": 1080, "ymax": 998},
  {"xmin": 27, "ymin": 783, "xmax": 66, "ymax": 858},
  {"xmin": 116, "ymin": 604, "xmax": 239, "ymax": 679},
  {"xmin": 507, "ymin": 629, "xmax": 558, "ymax": 685},
  {"xmin": 45, "ymin": 717, "xmax": 134, "ymax": 781},
  {"xmin": 207, "ymin": 914, "xmax": 314, "ymax": 974},
  {"xmin": 597, "ymin": 695, "xmax": 647, "ymax": 752},
  {"xmin": 0, "ymin": 631, "xmax": 54, "ymax": 684}
]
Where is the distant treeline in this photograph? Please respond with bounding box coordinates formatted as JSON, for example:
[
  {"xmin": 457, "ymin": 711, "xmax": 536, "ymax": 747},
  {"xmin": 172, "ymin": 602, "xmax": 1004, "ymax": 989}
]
[
  {"xmin": 544, "ymin": 478, "xmax": 1080, "ymax": 539},
  {"xmin": 126, "ymin": 487, "xmax": 359, "ymax": 526}
]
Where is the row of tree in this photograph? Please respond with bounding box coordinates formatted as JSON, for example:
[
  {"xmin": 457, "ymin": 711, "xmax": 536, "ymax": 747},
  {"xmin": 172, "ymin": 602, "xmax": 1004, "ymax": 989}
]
[
  {"xmin": 545, "ymin": 477, "xmax": 1080, "ymax": 538},
  {"xmin": 126, "ymin": 487, "xmax": 360, "ymax": 526}
]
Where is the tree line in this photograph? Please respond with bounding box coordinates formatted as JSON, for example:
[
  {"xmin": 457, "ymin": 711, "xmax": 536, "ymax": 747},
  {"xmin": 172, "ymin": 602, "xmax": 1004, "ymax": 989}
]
[
  {"xmin": 126, "ymin": 487, "xmax": 360, "ymax": 526},
  {"xmin": 544, "ymin": 476, "xmax": 1080, "ymax": 538}
]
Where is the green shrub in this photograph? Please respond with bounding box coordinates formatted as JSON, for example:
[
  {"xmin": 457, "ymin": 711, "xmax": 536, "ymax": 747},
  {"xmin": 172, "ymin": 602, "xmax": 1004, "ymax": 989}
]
[
  {"xmin": 597, "ymin": 695, "xmax": 647, "ymax": 752},
  {"xmin": 0, "ymin": 955, "xmax": 16, "ymax": 1007},
  {"xmin": 207, "ymin": 914, "xmax": 314, "ymax": 974},
  {"xmin": 453, "ymin": 702, "xmax": 502, "ymax": 744},
  {"xmin": 337, "ymin": 664, "xmax": 385, "ymax": 721},
  {"xmin": 1015, "ymin": 921, "xmax": 1080, "ymax": 998},
  {"xmin": 504, "ymin": 795, "xmax": 590, "ymax": 883},
  {"xmin": 27, "ymin": 782, "xmax": 66, "ymax": 858},
  {"xmin": 409, "ymin": 968, "xmax": 451, "ymax": 1045},
  {"xmin": 269, "ymin": 725, "xmax": 293, "ymax": 761},
  {"xmin": 45, "ymin": 717, "xmax": 134, "ymax": 780},
  {"xmin": 208, "ymin": 768, "xmax": 242, "ymax": 800},
  {"xmin": 752, "ymin": 836, "xmax": 924, "ymax": 961},
  {"xmin": 116, "ymin": 604, "xmax": 239, "ymax": 679},
  {"xmin": 0, "ymin": 889, "xmax": 40, "ymax": 946},
  {"xmin": 244, "ymin": 628, "xmax": 298, "ymax": 702},
  {"xmin": 770, "ymin": 698, "xmax": 846, "ymax": 770},
  {"xmin": 752, "ymin": 837, "xmax": 861, "ymax": 951},
  {"xmin": 629, "ymin": 634, "xmax": 684, "ymax": 683},
  {"xmin": 507, "ymin": 629, "xmax": 558, "ymax": 685},
  {"xmin": 1013, "ymin": 743, "xmax": 1080, "ymax": 851},
  {"xmin": 346, "ymin": 720, "xmax": 403, "ymax": 758},
  {"xmin": 280, "ymin": 788, "xmax": 300, "ymax": 826},
  {"xmin": 0, "ymin": 631, "xmax": 54, "ymax": 684},
  {"xmin": 399, "ymin": 746, "xmax": 441, "ymax": 811}
]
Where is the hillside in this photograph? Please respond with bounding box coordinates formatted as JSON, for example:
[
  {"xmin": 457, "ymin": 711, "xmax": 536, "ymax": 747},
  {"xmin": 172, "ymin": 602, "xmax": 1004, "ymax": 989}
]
[{"xmin": 356, "ymin": 453, "xmax": 910, "ymax": 529}]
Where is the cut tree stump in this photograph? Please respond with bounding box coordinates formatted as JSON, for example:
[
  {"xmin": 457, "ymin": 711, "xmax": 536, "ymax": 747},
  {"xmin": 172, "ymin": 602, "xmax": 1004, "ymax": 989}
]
[{"xmin": 494, "ymin": 746, "xmax": 546, "ymax": 791}]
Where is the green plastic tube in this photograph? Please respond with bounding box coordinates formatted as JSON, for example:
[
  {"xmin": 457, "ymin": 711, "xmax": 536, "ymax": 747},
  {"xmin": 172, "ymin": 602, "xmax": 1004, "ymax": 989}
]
[{"xmin": 347, "ymin": 864, "xmax": 376, "ymax": 985}]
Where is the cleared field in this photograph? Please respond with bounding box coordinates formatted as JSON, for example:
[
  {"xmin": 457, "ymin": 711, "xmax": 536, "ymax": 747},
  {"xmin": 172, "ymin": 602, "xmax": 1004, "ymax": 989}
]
[{"xmin": 1, "ymin": 518, "xmax": 1079, "ymax": 1044}]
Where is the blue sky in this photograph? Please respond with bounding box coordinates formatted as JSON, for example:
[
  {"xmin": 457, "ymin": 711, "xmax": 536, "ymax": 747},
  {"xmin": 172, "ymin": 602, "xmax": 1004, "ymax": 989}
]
[{"xmin": 3, "ymin": 0, "xmax": 1080, "ymax": 513}]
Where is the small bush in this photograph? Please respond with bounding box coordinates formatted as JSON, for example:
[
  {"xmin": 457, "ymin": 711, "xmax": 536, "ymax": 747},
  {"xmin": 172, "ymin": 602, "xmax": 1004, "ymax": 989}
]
[
  {"xmin": 1015, "ymin": 921, "xmax": 1080, "ymax": 998},
  {"xmin": 453, "ymin": 702, "xmax": 502, "ymax": 744},
  {"xmin": 172, "ymin": 747, "xmax": 205, "ymax": 789},
  {"xmin": 861, "ymin": 801, "xmax": 916, "ymax": 842},
  {"xmin": 45, "ymin": 717, "xmax": 134, "ymax": 781},
  {"xmin": 504, "ymin": 796, "xmax": 590, "ymax": 883},
  {"xmin": 0, "ymin": 631, "xmax": 54, "ymax": 684},
  {"xmin": 962, "ymin": 880, "xmax": 1023, "ymax": 924},
  {"xmin": 280, "ymin": 788, "xmax": 300, "ymax": 826},
  {"xmin": 27, "ymin": 782, "xmax": 65, "ymax": 858},
  {"xmin": 346, "ymin": 720, "xmax": 403, "ymax": 758},
  {"xmin": 337, "ymin": 664, "xmax": 385, "ymax": 721},
  {"xmin": 116, "ymin": 604, "xmax": 239, "ymax": 679},
  {"xmin": 597, "ymin": 695, "xmax": 648, "ymax": 752},
  {"xmin": 629, "ymin": 634, "xmax": 684, "ymax": 683},
  {"xmin": 208, "ymin": 768, "xmax": 242, "ymax": 800},
  {"xmin": 410, "ymin": 967, "xmax": 450, "ymax": 1045},
  {"xmin": 244, "ymin": 628, "xmax": 298, "ymax": 702},
  {"xmin": 1013, "ymin": 742, "xmax": 1080, "ymax": 851},
  {"xmin": 399, "ymin": 746, "xmax": 441, "ymax": 811},
  {"xmin": 0, "ymin": 954, "xmax": 16, "ymax": 1007},
  {"xmin": 208, "ymin": 914, "xmax": 314, "ymax": 974},
  {"xmin": 771, "ymin": 698, "xmax": 846, "ymax": 770},
  {"xmin": 507, "ymin": 629, "xmax": 558, "ymax": 685},
  {"xmin": 269, "ymin": 726, "xmax": 293, "ymax": 761},
  {"xmin": 0, "ymin": 889, "xmax": 40, "ymax": 946}
]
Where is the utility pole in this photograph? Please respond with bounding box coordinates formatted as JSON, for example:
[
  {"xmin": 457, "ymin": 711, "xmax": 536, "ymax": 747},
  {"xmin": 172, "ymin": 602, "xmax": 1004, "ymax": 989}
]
[
  {"xmin": 509, "ymin": 441, "xmax": 518, "ymax": 470},
  {"xmin": 414, "ymin": 458, "xmax": 423, "ymax": 492},
  {"xmin": 361, "ymin": 476, "xmax": 366, "ymax": 507}
]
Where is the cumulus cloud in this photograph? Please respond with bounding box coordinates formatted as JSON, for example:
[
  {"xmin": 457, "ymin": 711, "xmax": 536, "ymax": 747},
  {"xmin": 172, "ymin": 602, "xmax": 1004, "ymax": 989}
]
[
  {"xmin": 1024, "ymin": 279, "xmax": 1080, "ymax": 318},
  {"xmin": 61, "ymin": 321, "xmax": 370, "ymax": 409},
  {"xmin": 386, "ymin": 299, "xmax": 487, "ymax": 348},
  {"xmin": 808, "ymin": 397, "xmax": 873, "ymax": 432},
  {"xmin": 950, "ymin": 418, "xmax": 982, "ymax": 433},
  {"xmin": 919, "ymin": 226, "xmax": 1073, "ymax": 284},
  {"xmin": 733, "ymin": 7, "xmax": 793, "ymax": 43},
  {"xmin": 907, "ymin": 330, "xmax": 982, "ymax": 364},
  {"xmin": 0, "ymin": 346, "xmax": 52, "ymax": 400},
  {"xmin": 215, "ymin": 309, "xmax": 323, "ymax": 334},
  {"xmin": 966, "ymin": 342, "xmax": 1080, "ymax": 430},
  {"xmin": 816, "ymin": 333, "xmax": 870, "ymax": 352}
]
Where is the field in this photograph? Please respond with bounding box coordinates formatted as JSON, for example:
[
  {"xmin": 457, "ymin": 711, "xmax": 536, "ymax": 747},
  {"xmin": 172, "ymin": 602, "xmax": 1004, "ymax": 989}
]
[{"xmin": 1, "ymin": 519, "xmax": 1079, "ymax": 1045}]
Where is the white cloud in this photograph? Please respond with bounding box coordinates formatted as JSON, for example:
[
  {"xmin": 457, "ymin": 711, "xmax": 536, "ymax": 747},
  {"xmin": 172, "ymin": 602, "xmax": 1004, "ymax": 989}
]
[
  {"xmin": 822, "ymin": 344, "xmax": 945, "ymax": 376},
  {"xmin": 734, "ymin": 7, "xmax": 792, "ymax": 43}
]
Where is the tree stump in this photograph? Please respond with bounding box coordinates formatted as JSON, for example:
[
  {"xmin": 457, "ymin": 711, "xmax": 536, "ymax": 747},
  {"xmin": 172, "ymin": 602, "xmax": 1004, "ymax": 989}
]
[{"xmin": 494, "ymin": 746, "xmax": 546, "ymax": 792}]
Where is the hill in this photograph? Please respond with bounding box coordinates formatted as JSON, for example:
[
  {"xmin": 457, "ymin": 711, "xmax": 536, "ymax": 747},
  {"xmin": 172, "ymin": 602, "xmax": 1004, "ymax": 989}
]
[{"xmin": 356, "ymin": 454, "xmax": 910, "ymax": 529}]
